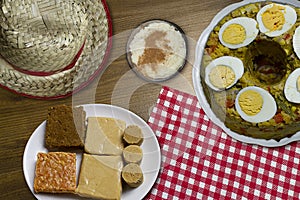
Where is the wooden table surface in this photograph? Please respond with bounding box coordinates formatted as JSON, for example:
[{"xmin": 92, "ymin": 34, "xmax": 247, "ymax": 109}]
[{"xmin": 0, "ymin": 0, "xmax": 239, "ymax": 199}]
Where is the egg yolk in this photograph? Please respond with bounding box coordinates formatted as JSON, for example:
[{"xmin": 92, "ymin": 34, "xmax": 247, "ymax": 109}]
[
  {"xmin": 209, "ymin": 65, "xmax": 235, "ymax": 89},
  {"xmin": 222, "ymin": 24, "xmax": 246, "ymax": 45},
  {"xmin": 262, "ymin": 4, "xmax": 285, "ymax": 31},
  {"xmin": 238, "ymin": 90, "xmax": 263, "ymax": 116}
]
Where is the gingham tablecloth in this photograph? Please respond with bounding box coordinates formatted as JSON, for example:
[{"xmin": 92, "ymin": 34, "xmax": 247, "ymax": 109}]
[{"xmin": 145, "ymin": 86, "xmax": 300, "ymax": 200}]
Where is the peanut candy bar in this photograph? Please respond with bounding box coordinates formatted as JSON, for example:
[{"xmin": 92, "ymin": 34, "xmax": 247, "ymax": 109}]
[{"xmin": 33, "ymin": 152, "xmax": 76, "ymax": 193}]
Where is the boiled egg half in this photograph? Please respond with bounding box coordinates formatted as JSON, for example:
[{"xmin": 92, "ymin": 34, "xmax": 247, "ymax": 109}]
[
  {"xmin": 257, "ymin": 3, "xmax": 297, "ymax": 37},
  {"xmin": 284, "ymin": 68, "xmax": 300, "ymax": 103},
  {"xmin": 235, "ymin": 86, "xmax": 277, "ymax": 123},
  {"xmin": 205, "ymin": 56, "xmax": 244, "ymax": 91},
  {"xmin": 219, "ymin": 17, "xmax": 259, "ymax": 49}
]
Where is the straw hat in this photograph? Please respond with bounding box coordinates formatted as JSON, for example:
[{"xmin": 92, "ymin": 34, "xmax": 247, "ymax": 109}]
[{"xmin": 0, "ymin": 0, "xmax": 112, "ymax": 99}]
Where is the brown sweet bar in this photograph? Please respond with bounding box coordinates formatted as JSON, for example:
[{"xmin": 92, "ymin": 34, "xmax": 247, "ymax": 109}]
[{"xmin": 45, "ymin": 104, "xmax": 86, "ymax": 149}]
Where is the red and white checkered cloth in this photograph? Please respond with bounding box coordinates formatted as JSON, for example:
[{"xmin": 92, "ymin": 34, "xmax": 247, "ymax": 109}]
[{"xmin": 145, "ymin": 86, "xmax": 300, "ymax": 200}]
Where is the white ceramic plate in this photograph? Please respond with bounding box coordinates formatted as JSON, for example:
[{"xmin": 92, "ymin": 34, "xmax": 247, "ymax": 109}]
[
  {"xmin": 192, "ymin": 0, "xmax": 300, "ymax": 147},
  {"xmin": 23, "ymin": 104, "xmax": 161, "ymax": 200}
]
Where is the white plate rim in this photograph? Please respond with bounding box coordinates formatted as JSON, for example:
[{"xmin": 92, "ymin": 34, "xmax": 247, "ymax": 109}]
[
  {"xmin": 192, "ymin": 0, "xmax": 300, "ymax": 147},
  {"xmin": 23, "ymin": 103, "xmax": 161, "ymax": 200}
]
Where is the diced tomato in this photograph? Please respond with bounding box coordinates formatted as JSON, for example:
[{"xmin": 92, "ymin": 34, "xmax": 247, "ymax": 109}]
[
  {"xmin": 274, "ymin": 113, "xmax": 284, "ymax": 124},
  {"xmin": 226, "ymin": 98, "xmax": 234, "ymax": 108},
  {"xmin": 284, "ymin": 33, "xmax": 291, "ymax": 40},
  {"xmin": 206, "ymin": 45, "xmax": 217, "ymax": 55}
]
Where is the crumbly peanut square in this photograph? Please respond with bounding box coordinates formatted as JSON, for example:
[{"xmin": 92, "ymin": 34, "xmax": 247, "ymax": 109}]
[
  {"xmin": 45, "ymin": 105, "xmax": 86, "ymax": 149},
  {"xmin": 33, "ymin": 152, "xmax": 76, "ymax": 193}
]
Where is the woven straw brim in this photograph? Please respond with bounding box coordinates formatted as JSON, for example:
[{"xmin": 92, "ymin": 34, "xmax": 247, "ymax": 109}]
[{"xmin": 0, "ymin": 0, "xmax": 111, "ymax": 99}]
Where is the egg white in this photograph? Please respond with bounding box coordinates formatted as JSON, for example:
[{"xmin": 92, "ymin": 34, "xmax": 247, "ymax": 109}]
[
  {"xmin": 293, "ymin": 26, "xmax": 300, "ymax": 59},
  {"xmin": 235, "ymin": 86, "xmax": 277, "ymax": 123},
  {"xmin": 205, "ymin": 56, "xmax": 244, "ymax": 91},
  {"xmin": 219, "ymin": 17, "xmax": 259, "ymax": 49},
  {"xmin": 284, "ymin": 68, "xmax": 300, "ymax": 103},
  {"xmin": 256, "ymin": 3, "xmax": 297, "ymax": 37}
]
